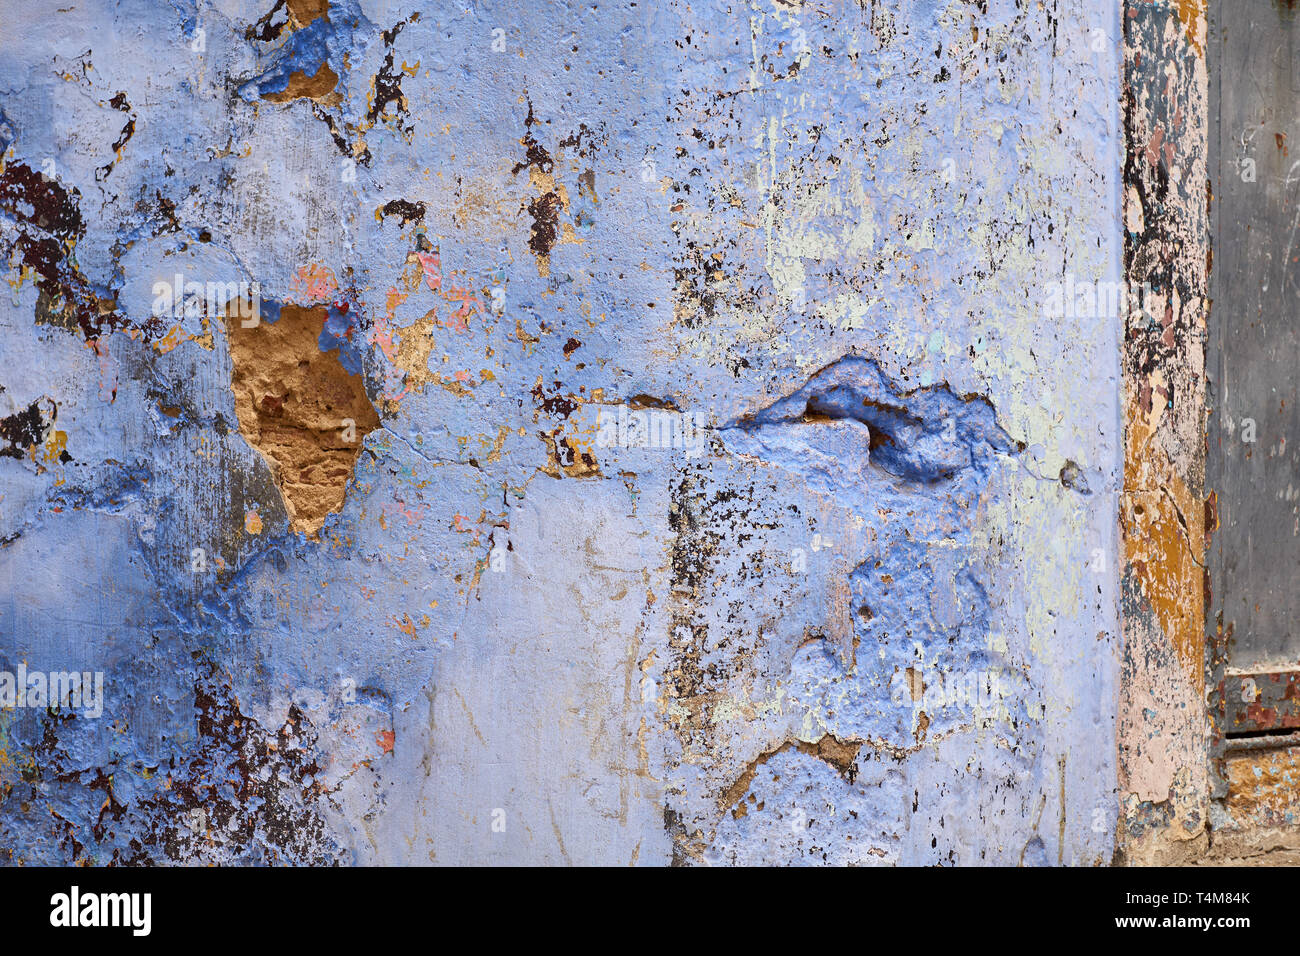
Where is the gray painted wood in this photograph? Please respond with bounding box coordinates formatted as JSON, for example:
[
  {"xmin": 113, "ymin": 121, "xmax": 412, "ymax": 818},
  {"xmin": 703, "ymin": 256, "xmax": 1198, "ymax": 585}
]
[{"xmin": 1210, "ymin": 3, "xmax": 1300, "ymax": 670}]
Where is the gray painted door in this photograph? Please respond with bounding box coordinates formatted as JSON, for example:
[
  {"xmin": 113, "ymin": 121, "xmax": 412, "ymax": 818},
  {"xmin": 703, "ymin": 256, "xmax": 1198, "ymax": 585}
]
[{"xmin": 1210, "ymin": 3, "xmax": 1300, "ymax": 671}]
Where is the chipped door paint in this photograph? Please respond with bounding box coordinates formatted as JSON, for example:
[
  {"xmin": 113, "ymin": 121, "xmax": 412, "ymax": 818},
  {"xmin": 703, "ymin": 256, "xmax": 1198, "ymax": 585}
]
[{"xmin": 1209, "ymin": 2, "xmax": 1300, "ymax": 671}]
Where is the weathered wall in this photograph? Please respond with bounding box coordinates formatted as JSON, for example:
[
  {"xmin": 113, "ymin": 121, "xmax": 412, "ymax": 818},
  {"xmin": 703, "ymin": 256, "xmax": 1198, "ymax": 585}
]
[
  {"xmin": 0, "ymin": 0, "xmax": 1123, "ymax": 865},
  {"xmin": 1117, "ymin": 0, "xmax": 1211, "ymax": 864}
]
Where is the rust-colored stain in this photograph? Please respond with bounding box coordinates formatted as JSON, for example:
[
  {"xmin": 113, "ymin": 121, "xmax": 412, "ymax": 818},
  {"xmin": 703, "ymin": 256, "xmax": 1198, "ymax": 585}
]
[
  {"xmin": 1222, "ymin": 671, "xmax": 1300, "ymax": 734},
  {"xmin": 225, "ymin": 303, "xmax": 379, "ymax": 536},
  {"xmin": 1175, "ymin": 0, "xmax": 1207, "ymax": 57},
  {"xmin": 1122, "ymin": 413, "xmax": 1205, "ymax": 681},
  {"xmin": 1225, "ymin": 747, "xmax": 1300, "ymax": 826}
]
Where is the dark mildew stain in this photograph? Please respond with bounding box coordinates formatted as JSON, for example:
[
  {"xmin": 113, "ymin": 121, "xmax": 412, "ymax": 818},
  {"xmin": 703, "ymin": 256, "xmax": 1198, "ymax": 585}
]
[
  {"xmin": 377, "ymin": 198, "xmax": 426, "ymax": 227},
  {"xmin": 95, "ymin": 91, "xmax": 135, "ymax": 181},
  {"xmin": 511, "ymin": 101, "xmax": 569, "ymax": 274},
  {"xmin": 0, "ymin": 400, "xmax": 53, "ymax": 459},
  {"xmin": 0, "ymin": 162, "xmax": 160, "ymax": 342},
  {"xmin": 368, "ymin": 14, "xmax": 419, "ymax": 134}
]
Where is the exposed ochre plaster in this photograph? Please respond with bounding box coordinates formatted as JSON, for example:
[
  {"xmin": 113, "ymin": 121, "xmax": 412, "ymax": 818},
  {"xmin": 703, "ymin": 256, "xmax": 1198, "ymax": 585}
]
[{"xmin": 226, "ymin": 304, "xmax": 379, "ymax": 536}]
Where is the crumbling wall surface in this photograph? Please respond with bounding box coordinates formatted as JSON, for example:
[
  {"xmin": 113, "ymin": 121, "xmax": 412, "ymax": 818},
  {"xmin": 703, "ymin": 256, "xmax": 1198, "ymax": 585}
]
[
  {"xmin": 1117, "ymin": 0, "xmax": 1210, "ymax": 866},
  {"xmin": 0, "ymin": 0, "xmax": 1122, "ymax": 865}
]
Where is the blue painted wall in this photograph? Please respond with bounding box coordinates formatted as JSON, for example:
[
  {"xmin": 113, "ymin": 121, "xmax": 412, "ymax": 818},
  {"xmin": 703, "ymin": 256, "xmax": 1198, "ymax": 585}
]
[{"xmin": 0, "ymin": 0, "xmax": 1122, "ymax": 864}]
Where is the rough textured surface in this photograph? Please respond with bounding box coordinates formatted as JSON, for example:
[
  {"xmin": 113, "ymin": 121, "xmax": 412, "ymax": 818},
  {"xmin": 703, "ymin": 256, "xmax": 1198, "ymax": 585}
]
[
  {"xmin": 227, "ymin": 303, "xmax": 380, "ymax": 536},
  {"xmin": 0, "ymin": 0, "xmax": 1127, "ymax": 865},
  {"xmin": 1117, "ymin": 0, "xmax": 1211, "ymax": 865}
]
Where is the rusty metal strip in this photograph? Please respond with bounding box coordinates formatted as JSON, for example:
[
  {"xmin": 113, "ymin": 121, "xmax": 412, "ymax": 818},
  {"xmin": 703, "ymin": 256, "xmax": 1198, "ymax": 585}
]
[{"xmin": 1220, "ymin": 671, "xmax": 1300, "ymax": 737}]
